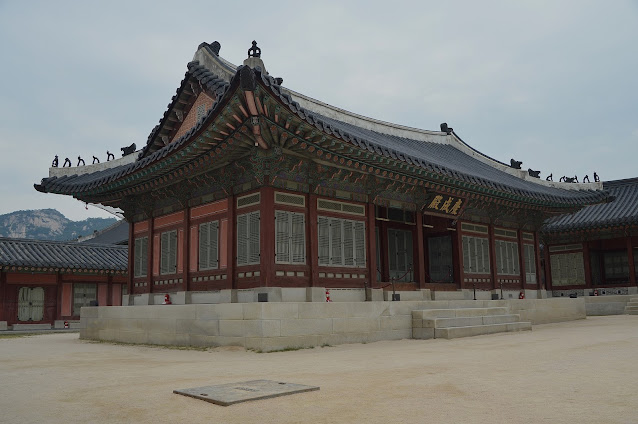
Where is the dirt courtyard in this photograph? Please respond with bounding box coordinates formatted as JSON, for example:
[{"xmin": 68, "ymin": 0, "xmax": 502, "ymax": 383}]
[{"xmin": 1, "ymin": 315, "xmax": 636, "ymax": 424}]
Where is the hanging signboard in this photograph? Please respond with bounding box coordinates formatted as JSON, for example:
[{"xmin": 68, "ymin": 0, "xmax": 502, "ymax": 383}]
[{"xmin": 422, "ymin": 192, "xmax": 466, "ymax": 217}]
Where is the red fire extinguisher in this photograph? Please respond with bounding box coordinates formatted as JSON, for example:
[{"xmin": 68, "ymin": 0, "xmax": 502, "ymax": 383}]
[
  {"xmin": 163, "ymin": 294, "xmax": 172, "ymax": 305},
  {"xmin": 519, "ymin": 291, "xmax": 525, "ymax": 299}
]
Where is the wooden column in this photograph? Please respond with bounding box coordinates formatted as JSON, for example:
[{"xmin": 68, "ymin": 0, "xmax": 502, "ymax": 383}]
[
  {"xmin": 488, "ymin": 223, "xmax": 498, "ymax": 290},
  {"xmin": 627, "ymin": 237, "xmax": 636, "ymax": 286},
  {"xmin": 127, "ymin": 221, "xmax": 134, "ymax": 295},
  {"xmin": 517, "ymin": 229, "xmax": 526, "ymax": 290},
  {"xmin": 415, "ymin": 211, "xmax": 425, "ymax": 289},
  {"xmin": 107, "ymin": 275, "xmax": 113, "ymax": 306},
  {"xmin": 544, "ymin": 244, "xmax": 552, "ymax": 292},
  {"xmin": 260, "ymin": 186, "xmax": 275, "ymax": 287},
  {"xmin": 182, "ymin": 206, "xmax": 190, "ymax": 293},
  {"xmin": 454, "ymin": 221, "xmax": 463, "ymax": 288},
  {"xmin": 309, "ymin": 193, "xmax": 319, "ymax": 287},
  {"xmin": 0, "ymin": 271, "xmax": 6, "ymax": 321},
  {"xmin": 227, "ymin": 193, "xmax": 236, "ymax": 290},
  {"xmin": 379, "ymin": 220, "xmax": 389, "ymax": 282},
  {"xmin": 147, "ymin": 217, "xmax": 154, "ymax": 293},
  {"xmin": 55, "ymin": 271, "xmax": 62, "ymax": 321},
  {"xmin": 367, "ymin": 202, "xmax": 377, "ymax": 288},
  {"xmin": 534, "ymin": 232, "xmax": 543, "ymax": 290},
  {"xmin": 583, "ymin": 241, "xmax": 593, "ymax": 289}
]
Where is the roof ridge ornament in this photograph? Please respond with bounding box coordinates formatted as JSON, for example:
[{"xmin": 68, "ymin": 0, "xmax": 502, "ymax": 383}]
[
  {"xmin": 243, "ymin": 40, "xmax": 267, "ymax": 74},
  {"xmin": 248, "ymin": 40, "xmax": 261, "ymax": 58}
]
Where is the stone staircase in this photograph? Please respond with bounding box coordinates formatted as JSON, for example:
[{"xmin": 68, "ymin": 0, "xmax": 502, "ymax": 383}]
[
  {"xmin": 624, "ymin": 297, "xmax": 638, "ymax": 315},
  {"xmin": 412, "ymin": 307, "xmax": 532, "ymax": 340}
]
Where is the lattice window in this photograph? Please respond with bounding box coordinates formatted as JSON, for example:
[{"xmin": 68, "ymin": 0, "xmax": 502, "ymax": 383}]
[
  {"xmin": 524, "ymin": 244, "xmax": 537, "ymax": 284},
  {"xmin": 317, "ymin": 199, "xmax": 365, "ymax": 216},
  {"xmin": 389, "ymin": 229, "xmax": 413, "ymax": 282},
  {"xmin": 275, "ymin": 210, "xmax": 306, "ymax": 264},
  {"xmin": 275, "ymin": 192, "xmax": 305, "ymax": 207},
  {"xmin": 495, "ymin": 240, "xmax": 520, "ymax": 276},
  {"xmin": 199, "ymin": 221, "xmax": 219, "ymax": 270},
  {"xmin": 134, "ymin": 236, "xmax": 148, "ymax": 278},
  {"xmin": 550, "ymin": 252, "xmax": 585, "ymax": 286},
  {"xmin": 237, "ymin": 211, "xmax": 260, "ymax": 266},
  {"xmin": 603, "ymin": 251, "xmax": 629, "ymax": 280},
  {"xmin": 317, "ymin": 216, "xmax": 366, "ymax": 268},
  {"xmin": 160, "ymin": 230, "xmax": 177, "ymax": 275},
  {"xmin": 73, "ymin": 284, "xmax": 96, "ymax": 316},
  {"xmin": 462, "ymin": 235, "xmax": 490, "ymax": 274},
  {"xmin": 237, "ymin": 193, "xmax": 260, "ymax": 208}
]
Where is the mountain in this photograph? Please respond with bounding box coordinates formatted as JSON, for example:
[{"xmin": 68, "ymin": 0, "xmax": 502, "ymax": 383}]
[{"xmin": 0, "ymin": 209, "xmax": 118, "ymax": 241}]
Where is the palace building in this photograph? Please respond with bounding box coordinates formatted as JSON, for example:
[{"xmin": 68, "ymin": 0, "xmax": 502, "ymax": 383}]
[
  {"xmin": 35, "ymin": 41, "xmax": 610, "ymax": 305},
  {"xmin": 542, "ymin": 178, "xmax": 638, "ymax": 297},
  {"xmin": 0, "ymin": 238, "xmax": 127, "ymax": 329}
]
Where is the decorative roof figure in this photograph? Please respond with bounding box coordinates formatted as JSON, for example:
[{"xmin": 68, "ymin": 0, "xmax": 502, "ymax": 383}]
[
  {"xmin": 248, "ymin": 40, "xmax": 261, "ymax": 58},
  {"xmin": 51, "ymin": 155, "xmax": 58, "ymax": 168},
  {"xmin": 210, "ymin": 41, "xmax": 221, "ymax": 56}
]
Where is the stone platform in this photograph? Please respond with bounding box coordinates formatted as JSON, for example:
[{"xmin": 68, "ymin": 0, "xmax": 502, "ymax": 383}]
[{"xmin": 80, "ymin": 298, "xmax": 585, "ymax": 351}]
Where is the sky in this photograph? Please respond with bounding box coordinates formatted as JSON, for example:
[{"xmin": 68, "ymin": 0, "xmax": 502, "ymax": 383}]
[{"xmin": 1, "ymin": 0, "xmax": 637, "ymax": 221}]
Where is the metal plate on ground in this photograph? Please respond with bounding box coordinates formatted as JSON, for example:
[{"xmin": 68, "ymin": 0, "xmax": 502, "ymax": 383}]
[{"xmin": 174, "ymin": 380, "xmax": 320, "ymax": 406}]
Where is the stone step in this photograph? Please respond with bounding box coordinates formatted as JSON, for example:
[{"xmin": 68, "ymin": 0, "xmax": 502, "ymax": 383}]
[
  {"xmin": 423, "ymin": 314, "xmax": 522, "ymax": 328},
  {"xmin": 434, "ymin": 322, "xmax": 532, "ymax": 339},
  {"xmin": 625, "ymin": 302, "xmax": 638, "ymax": 307},
  {"xmin": 414, "ymin": 307, "xmax": 510, "ymax": 319},
  {"xmin": 627, "ymin": 309, "xmax": 638, "ymax": 315},
  {"xmin": 625, "ymin": 305, "xmax": 638, "ymax": 311}
]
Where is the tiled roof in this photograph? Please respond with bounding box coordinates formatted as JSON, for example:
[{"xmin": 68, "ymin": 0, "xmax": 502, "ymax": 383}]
[
  {"xmin": 79, "ymin": 220, "xmax": 129, "ymax": 245},
  {"xmin": 35, "ymin": 60, "xmax": 232, "ymax": 197},
  {"xmin": 0, "ymin": 238, "xmax": 128, "ymax": 271},
  {"xmin": 543, "ymin": 178, "xmax": 638, "ymax": 233},
  {"xmin": 140, "ymin": 61, "xmax": 230, "ymax": 158},
  {"xmin": 35, "ymin": 50, "xmax": 610, "ymax": 209}
]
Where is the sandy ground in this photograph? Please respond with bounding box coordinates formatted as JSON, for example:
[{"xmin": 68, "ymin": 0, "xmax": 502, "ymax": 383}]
[{"xmin": 0, "ymin": 316, "xmax": 637, "ymax": 424}]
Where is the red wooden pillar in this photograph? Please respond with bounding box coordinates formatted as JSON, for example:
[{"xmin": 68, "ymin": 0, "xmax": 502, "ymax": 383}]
[
  {"xmin": 182, "ymin": 206, "xmax": 190, "ymax": 293},
  {"xmin": 55, "ymin": 271, "xmax": 62, "ymax": 321},
  {"xmin": 583, "ymin": 241, "xmax": 593, "ymax": 289},
  {"xmin": 517, "ymin": 229, "xmax": 526, "ymax": 290},
  {"xmin": 367, "ymin": 202, "xmax": 377, "ymax": 288},
  {"xmin": 309, "ymin": 193, "xmax": 319, "ymax": 287},
  {"xmin": 627, "ymin": 237, "xmax": 636, "ymax": 286},
  {"xmin": 379, "ymin": 220, "xmax": 389, "ymax": 282},
  {"xmin": 488, "ymin": 223, "xmax": 498, "ymax": 290},
  {"xmin": 534, "ymin": 232, "xmax": 543, "ymax": 290},
  {"xmin": 107, "ymin": 275, "xmax": 113, "ymax": 306},
  {"xmin": 147, "ymin": 217, "xmax": 154, "ymax": 294},
  {"xmin": 544, "ymin": 244, "xmax": 552, "ymax": 291},
  {"xmin": 0, "ymin": 270, "xmax": 6, "ymax": 321},
  {"xmin": 227, "ymin": 193, "xmax": 236, "ymax": 290},
  {"xmin": 415, "ymin": 211, "xmax": 425, "ymax": 289},
  {"xmin": 260, "ymin": 186, "xmax": 275, "ymax": 287},
  {"xmin": 127, "ymin": 221, "xmax": 134, "ymax": 295},
  {"xmin": 454, "ymin": 221, "xmax": 463, "ymax": 288}
]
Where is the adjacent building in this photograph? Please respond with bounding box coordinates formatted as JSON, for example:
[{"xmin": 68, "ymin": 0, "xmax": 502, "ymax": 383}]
[
  {"xmin": 0, "ymin": 238, "xmax": 127, "ymax": 328},
  {"xmin": 542, "ymin": 178, "xmax": 638, "ymax": 297}
]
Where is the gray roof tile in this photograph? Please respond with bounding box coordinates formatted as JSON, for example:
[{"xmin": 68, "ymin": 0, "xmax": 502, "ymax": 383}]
[
  {"xmin": 0, "ymin": 238, "xmax": 128, "ymax": 271},
  {"xmin": 543, "ymin": 178, "xmax": 638, "ymax": 232}
]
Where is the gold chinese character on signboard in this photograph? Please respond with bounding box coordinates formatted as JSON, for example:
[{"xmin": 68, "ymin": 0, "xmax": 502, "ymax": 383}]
[
  {"xmin": 428, "ymin": 195, "xmax": 443, "ymax": 210},
  {"xmin": 450, "ymin": 199, "xmax": 463, "ymax": 215},
  {"xmin": 440, "ymin": 197, "xmax": 453, "ymax": 213}
]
